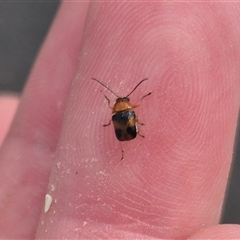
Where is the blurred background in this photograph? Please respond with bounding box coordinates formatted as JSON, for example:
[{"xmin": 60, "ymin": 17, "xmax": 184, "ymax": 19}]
[{"xmin": 0, "ymin": 1, "xmax": 239, "ymax": 224}]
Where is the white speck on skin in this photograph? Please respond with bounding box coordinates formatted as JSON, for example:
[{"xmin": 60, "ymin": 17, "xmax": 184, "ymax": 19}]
[
  {"xmin": 56, "ymin": 162, "xmax": 61, "ymax": 169},
  {"xmin": 44, "ymin": 194, "xmax": 53, "ymax": 213},
  {"xmin": 50, "ymin": 184, "xmax": 55, "ymax": 192}
]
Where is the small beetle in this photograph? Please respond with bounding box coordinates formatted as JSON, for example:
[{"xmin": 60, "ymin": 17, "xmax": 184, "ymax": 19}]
[{"xmin": 92, "ymin": 78, "xmax": 151, "ymax": 160}]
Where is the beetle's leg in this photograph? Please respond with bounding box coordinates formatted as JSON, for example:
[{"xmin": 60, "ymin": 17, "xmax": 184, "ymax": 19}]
[
  {"xmin": 103, "ymin": 119, "xmax": 111, "ymax": 127},
  {"xmin": 104, "ymin": 95, "xmax": 113, "ymax": 109},
  {"xmin": 136, "ymin": 119, "xmax": 145, "ymax": 137},
  {"xmin": 136, "ymin": 117, "xmax": 145, "ymax": 126},
  {"xmin": 140, "ymin": 92, "xmax": 152, "ymax": 101},
  {"xmin": 120, "ymin": 143, "xmax": 124, "ymax": 161},
  {"xmin": 138, "ymin": 132, "xmax": 145, "ymax": 138},
  {"xmin": 132, "ymin": 92, "xmax": 152, "ymax": 109},
  {"xmin": 121, "ymin": 149, "xmax": 124, "ymax": 161},
  {"xmin": 137, "ymin": 120, "xmax": 145, "ymax": 126},
  {"xmin": 103, "ymin": 95, "xmax": 112, "ymax": 127}
]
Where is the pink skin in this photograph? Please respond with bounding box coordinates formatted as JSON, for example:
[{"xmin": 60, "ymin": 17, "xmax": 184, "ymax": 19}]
[
  {"xmin": 0, "ymin": 1, "xmax": 239, "ymax": 239},
  {"xmin": 0, "ymin": 95, "xmax": 19, "ymax": 146}
]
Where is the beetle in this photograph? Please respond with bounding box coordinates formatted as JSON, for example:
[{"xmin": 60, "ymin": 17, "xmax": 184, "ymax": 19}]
[{"xmin": 92, "ymin": 77, "xmax": 151, "ymax": 160}]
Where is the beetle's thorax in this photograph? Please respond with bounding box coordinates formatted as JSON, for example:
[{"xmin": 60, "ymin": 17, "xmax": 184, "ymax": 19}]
[{"xmin": 112, "ymin": 97, "xmax": 133, "ymax": 113}]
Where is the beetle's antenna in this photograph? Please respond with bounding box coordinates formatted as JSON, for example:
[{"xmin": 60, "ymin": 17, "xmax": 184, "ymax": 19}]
[
  {"xmin": 92, "ymin": 78, "xmax": 120, "ymax": 98},
  {"xmin": 126, "ymin": 78, "xmax": 148, "ymax": 97}
]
